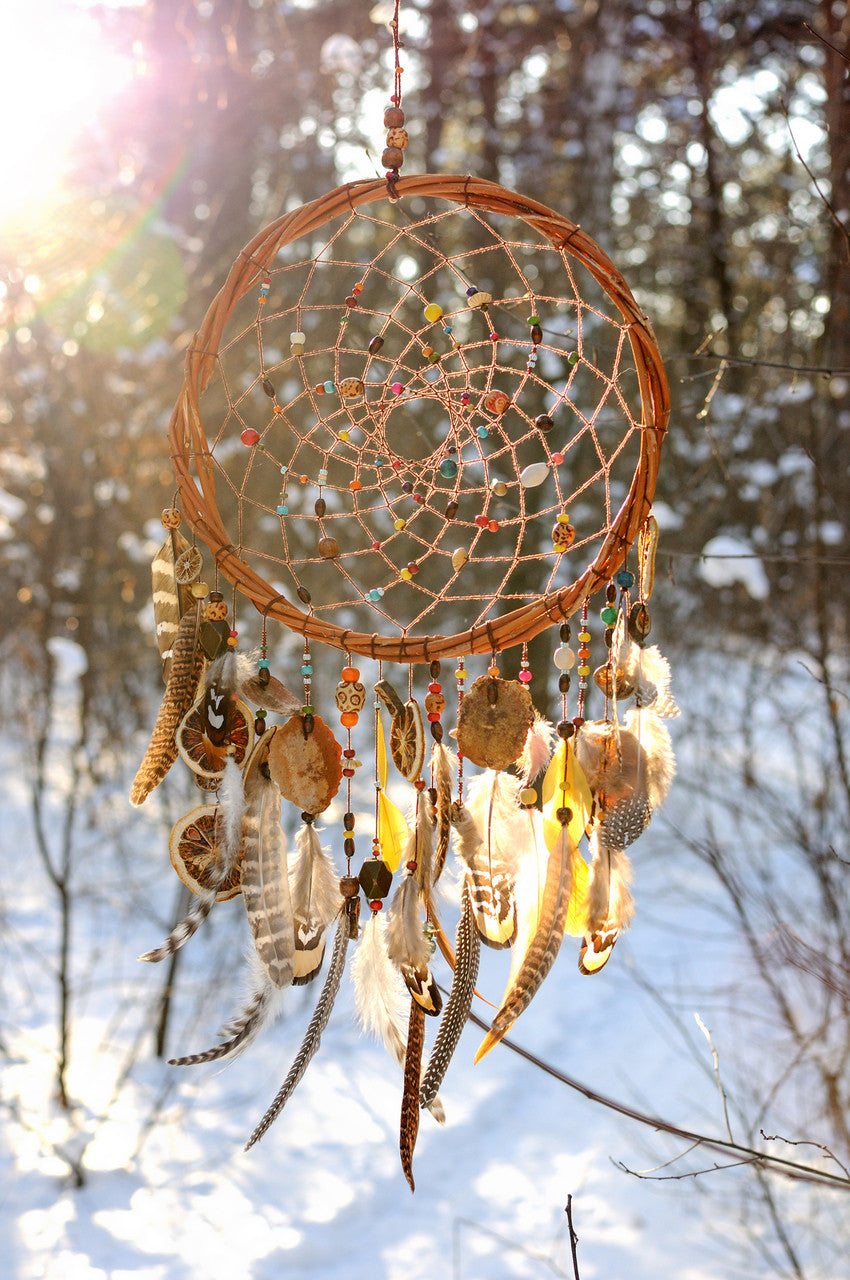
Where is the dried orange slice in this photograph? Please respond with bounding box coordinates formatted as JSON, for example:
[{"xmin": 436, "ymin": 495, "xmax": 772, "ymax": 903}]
[
  {"xmin": 389, "ymin": 699, "xmax": 425, "ymax": 781},
  {"xmin": 169, "ymin": 804, "xmax": 242, "ymax": 900},
  {"xmin": 176, "ymin": 696, "xmax": 254, "ymax": 781}
]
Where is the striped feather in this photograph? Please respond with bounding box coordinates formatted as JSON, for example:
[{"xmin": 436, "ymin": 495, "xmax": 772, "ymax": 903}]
[
  {"xmin": 168, "ymin": 949, "xmax": 286, "ymax": 1064},
  {"xmin": 430, "ymin": 740, "xmax": 455, "ymax": 883},
  {"xmin": 420, "ymin": 881, "xmax": 480, "ymax": 1109},
  {"xmin": 400, "ymin": 998, "xmax": 424, "ymax": 1192},
  {"xmin": 475, "ymin": 822, "xmax": 573, "ymax": 1062},
  {"xmin": 245, "ymin": 906, "xmax": 348, "ymax": 1150},
  {"xmin": 386, "ymin": 875, "xmax": 442, "ymax": 1015},
  {"xmin": 151, "ymin": 529, "xmax": 191, "ymax": 682},
  {"xmin": 241, "ymin": 769, "xmax": 293, "ymax": 989},
  {"xmin": 130, "ymin": 606, "xmax": 205, "ymax": 806}
]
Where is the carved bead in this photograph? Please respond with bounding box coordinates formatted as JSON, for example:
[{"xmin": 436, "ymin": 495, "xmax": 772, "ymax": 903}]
[
  {"xmin": 335, "ymin": 680, "xmax": 366, "ymax": 713},
  {"xmin": 385, "ymin": 127, "xmax": 409, "ymax": 149},
  {"xmin": 161, "ymin": 507, "xmax": 181, "ymax": 528}
]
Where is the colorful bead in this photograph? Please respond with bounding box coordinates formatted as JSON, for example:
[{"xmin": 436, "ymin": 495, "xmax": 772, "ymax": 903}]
[
  {"xmin": 393, "ymin": 517, "xmax": 406, "ymax": 530},
  {"xmin": 161, "ymin": 508, "xmax": 181, "ymax": 528},
  {"xmin": 483, "ymin": 390, "xmax": 510, "ymax": 414},
  {"xmin": 440, "ymin": 459, "xmax": 458, "ymax": 479},
  {"xmin": 616, "ymin": 569, "xmax": 635, "ymax": 589},
  {"xmin": 600, "ymin": 606, "xmax": 618, "ymax": 625},
  {"xmin": 467, "ymin": 290, "xmax": 492, "ymax": 308},
  {"xmin": 339, "ymin": 378, "xmax": 364, "ymax": 398},
  {"xmin": 553, "ymin": 645, "xmax": 576, "ymax": 671},
  {"xmin": 323, "ymin": 380, "xmax": 335, "ymax": 394},
  {"xmin": 240, "ymin": 428, "xmax": 260, "ymax": 446},
  {"xmin": 391, "ymin": 381, "xmax": 403, "ymax": 395},
  {"xmin": 424, "ymin": 303, "xmax": 443, "ymax": 322}
]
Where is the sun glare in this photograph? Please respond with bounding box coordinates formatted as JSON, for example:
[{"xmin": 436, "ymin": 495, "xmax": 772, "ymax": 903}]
[{"xmin": 0, "ymin": 3, "xmax": 137, "ymax": 229}]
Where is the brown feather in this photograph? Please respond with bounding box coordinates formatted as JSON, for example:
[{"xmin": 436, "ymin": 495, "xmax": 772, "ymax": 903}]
[
  {"xmin": 151, "ymin": 529, "xmax": 192, "ymax": 682},
  {"xmin": 420, "ymin": 881, "xmax": 480, "ymax": 1108},
  {"xmin": 130, "ymin": 606, "xmax": 205, "ymax": 805},
  {"xmin": 430, "ymin": 741, "xmax": 454, "ymax": 883},
  {"xmin": 400, "ymin": 998, "xmax": 424, "ymax": 1192}
]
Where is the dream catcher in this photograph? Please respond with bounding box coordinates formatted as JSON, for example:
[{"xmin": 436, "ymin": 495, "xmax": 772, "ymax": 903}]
[{"xmin": 130, "ymin": 3, "xmax": 677, "ymax": 1190}]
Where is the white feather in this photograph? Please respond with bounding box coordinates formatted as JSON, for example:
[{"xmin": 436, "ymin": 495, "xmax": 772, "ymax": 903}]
[
  {"xmin": 518, "ymin": 718, "xmax": 557, "ymax": 786},
  {"xmin": 289, "ymin": 824, "xmax": 340, "ymax": 983},
  {"xmin": 220, "ymin": 755, "xmax": 246, "ymax": 867}
]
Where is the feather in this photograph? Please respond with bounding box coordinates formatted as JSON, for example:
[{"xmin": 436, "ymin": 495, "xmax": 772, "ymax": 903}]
[
  {"xmin": 289, "ymin": 824, "xmax": 340, "ymax": 985},
  {"xmin": 518, "ymin": 717, "xmax": 557, "ymax": 786},
  {"xmin": 130, "ymin": 605, "xmax": 205, "ymax": 805},
  {"xmin": 420, "ymin": 881, "xmax": 480, "ymax": 1109},
  {"xmin": 352, "ymin": 913, "xmax": 446, "ymax": 1121},
  {"xmin": 621, "ymin": 642, "xmax": 679, "ymax": 718},
  {"xmin": 245, "ymin": 905, "xmax": 348, "ymax": 1150},
  {"xmin": 151, "ymin": 528, "xmax": 192, "ymax": 682},
  {"xmin": 168, "ymin": 948, "xmax": 286, "ymax": 1064},
  {"xmin": 241, "ymin": 768, "xmax": 293, "ymax": 989},
  {"xmin": 138, "ymin": 758, "xmax": 244, "ymax": 964},
  {"xmin": 430, "ymin": 740, "xmax": 455, "ymax": 883},
  {"xmin": 386, "ymin": 875, "xmax": 442, "ymax": 1015},
  {"xmin": 475, "ymin": 820, "xmax": 574, "ymax": 1062},
  {"xmin": 400, "ymin": 999, "xmax": 424, "ymax": 1192},
  {"xmin": 451, "ymin": 774, "xmax": 521, "ymax": 949}
]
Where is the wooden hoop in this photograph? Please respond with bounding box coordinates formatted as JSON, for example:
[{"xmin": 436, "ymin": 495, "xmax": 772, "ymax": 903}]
[{"xmin": 169, "ymin": 174, "xmax": 669, "ymax": 663}]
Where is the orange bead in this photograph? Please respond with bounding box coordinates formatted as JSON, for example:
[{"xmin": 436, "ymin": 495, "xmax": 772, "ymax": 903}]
[
  {"xmin": 341, "ymin": 666, "xmax": 360, "ymax": 683},
  {"xmin": 340, "ymin": 711, "xmax": 359, "ymax": 728}
]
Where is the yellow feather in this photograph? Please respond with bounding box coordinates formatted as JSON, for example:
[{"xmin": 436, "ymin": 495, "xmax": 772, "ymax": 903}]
[
  {"xmin": 542, "ymin": 740, "xmax": 592, "ymax": 850},
  {"xmin": 378, "ymin": 791, "xmax": 409, "ymax": 873}
]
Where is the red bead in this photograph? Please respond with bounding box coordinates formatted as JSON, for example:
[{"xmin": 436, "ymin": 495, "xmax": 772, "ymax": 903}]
[
  {"xmin": 372, "ymin": 540, "xmax": 381, "ymax": 549},
  {"xmin": 406, "ymin": 860, "xmax": 418, "ymax": 871},
  {"xmin": 475, "ymin": 514, "xmax": 488, "ymax": 528},
  {"xmin": 406, "ymin": 561, "xmax": 419, "ymax": 574},
  {"xmin": 488, "ymin": 519, "xmax": 499, "ymax": 532},
  {"xmin": 240, "ymin": 428, "xmax": 260, "ymax": 446},
  {"xmin": 518, "ymin": 670, "xmax": 532, "ymax": 683},
  {"xmin": 345, "ymin": 296, "xmax": 358, "ymax": 308},
  {"xmin": 343, "ymin": 748, "xmax": 356, "ymax": 758},
  {"xmin": 428, "ymin": 682, "xmax": 442, "ymax": 693},
  {"xmin": 427, "ymin": 713, "xmax": 441, "ymax": 723},
  {"xmin": 343, "ymin": 768, "xmax": 355, "ymax": 778},
  {"xmin": 369, "ymin": 900, "xmax": 383, "ymax": 911},
  {"xmin": 414, "ymin": 778, "xmax": 426, "ymax": 790}
]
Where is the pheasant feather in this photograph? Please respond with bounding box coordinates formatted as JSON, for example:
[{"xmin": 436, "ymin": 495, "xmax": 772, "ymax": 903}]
[
  {"xmin": 168, "ymin": 948, "xmax": 286, "ymax": 1064},
  {"xmin": 130, "ymin": 605, "xmax": 205, "ymax": 805},
  {"xmin": 387, "ymin": 875, "xmax": 442, "ymax": 1015},
  {"xmin": 151, "ymin": 528, "xmax": 191, "ymax": 682},
  {"xmin": 451, "ymin": 783, "xmax": 518, "ymax": 949},
  {"xmin": 245, "ymin": 905, "xmax": 347, "ymax": 1150},
  {"xmin": 400, "ymin": 998, "xmax": 425, "ymax": 1192},
  {"xmin": 420, "ymin": 881, "xmax": 480, "ymax": 1109},
  {"xmin": 475, "ymin": 821, "xmax": 574, "ymax": 1062},
  {"xmin": 430, "ymin": 740, "xmax": 455, "ymax": 883},
  {"xmin": 241, "ymin": 768, "xmax": 293, "ymax": 989},
  {"xmin": 289, "ymin": 824, "xmax": 340, "ymax": 985}
]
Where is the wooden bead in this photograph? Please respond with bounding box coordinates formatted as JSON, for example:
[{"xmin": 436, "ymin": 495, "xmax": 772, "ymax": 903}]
[
  {"xmin": 317, "ymin": 537, "xmax": 340, "ymax": 560},
  {"xmin": 384, "ymin": 106, "xmax": 405, "ymax": 128},
  {"xmin": 382, "ymin": 146, "xmax": 404, "ymax": 170},
  {"xmin": 385, "ymin": 127, "xmax": 409, "ymax": 149}
]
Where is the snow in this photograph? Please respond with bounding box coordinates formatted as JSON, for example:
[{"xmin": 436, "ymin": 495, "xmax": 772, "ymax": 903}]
[
  {"xmin": 0, "ymin": 638, "xmax": 845, "ymax": 1280},
  {"xmin": 698, "ymin": 535, "xmax": 770, "ymax": 599}
]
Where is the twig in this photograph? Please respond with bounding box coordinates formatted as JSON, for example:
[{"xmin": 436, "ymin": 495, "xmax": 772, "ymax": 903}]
[
  {"xmin": 760, "ymin": 1130, "xmax": 850, "ymax": 1182},
  {"xmin": 780, "ymin": 96, "xmax": 850, "ymax": 259},
  {"xmin": 464, "ymin": 1003, "xmax": 850, "ymax": 1190},
  {"xmin": 564, "ymin": 1197, "xmax": 581, "ymax": 1280}
]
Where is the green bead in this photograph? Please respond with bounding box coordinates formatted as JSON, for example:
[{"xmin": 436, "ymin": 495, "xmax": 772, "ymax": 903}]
[{"xmin": 600, "ymin": 605, "xmax": 618, "ymax": 625}]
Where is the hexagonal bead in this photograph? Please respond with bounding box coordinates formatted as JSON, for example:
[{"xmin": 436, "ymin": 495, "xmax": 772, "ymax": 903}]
[{"xmin": 358, "ymin": 857, "xmax": 393, "ymax": 901}]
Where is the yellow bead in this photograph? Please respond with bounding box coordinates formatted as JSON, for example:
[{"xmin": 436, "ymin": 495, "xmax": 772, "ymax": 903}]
[
  {"xmin": 394, "ymin": 518, "xmax": 406, "ymax": 530},
  {"xmin": 455, "ymin": 667, "xmax": 467, "ymax": 679},
  {"xmin": 424, "ymin": 303, "xmax": 443, "ymax": 322},
  {"xmin": 557, "ymin": 512, "xmax": 570, "ymax": 524},
  {"xmin": 578, "ymin": 664, "xmax": 590, "ymax": 676},
  {"xmin": 400, "ymin": 568, "xmax": 412, "ymax": 580},
  {"xmin": 338, "ymin": 430, "xmax": 350, "ymax": 442},
  {"xmin": 519, "ymin": 787, "xmax": 537, "ymax": 806}
]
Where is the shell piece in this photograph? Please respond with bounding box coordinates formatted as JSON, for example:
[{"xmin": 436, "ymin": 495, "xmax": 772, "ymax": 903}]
[
  {"xmin": 519, "ymin": 462, "xmax": 549, "ymax": 489},
  {"xmin": 456, "ymin": 676, "xmax": 535, "ymax": 770},
  {"xmin": 267, "ymin": 715, "xmax": 343, "ymax": 816}
]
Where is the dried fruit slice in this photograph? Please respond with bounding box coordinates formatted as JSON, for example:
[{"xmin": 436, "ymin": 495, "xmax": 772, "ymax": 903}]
[
  {"xmin": 176, "ymin": 696, "xmax": 254, "ymax": 781},
  {"xmin": 169, "ymin": 804, "xmax": 242, "ymax": 900},
  {"xmin": 389, "ymin": 699, "xmax": 425, "ymax": 781}
]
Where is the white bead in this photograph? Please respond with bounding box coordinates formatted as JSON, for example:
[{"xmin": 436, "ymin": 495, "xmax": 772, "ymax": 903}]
[
  {"xmin": 290, "ymin": 331, "xmax": 306, "ymax": 343},
  {"xmin": 520, "ymin": 462, "xmax": 549, "ymax": 489},
  {"xmin": 553, "ymin": 645, "xmax": 576, "ymax": 671}
]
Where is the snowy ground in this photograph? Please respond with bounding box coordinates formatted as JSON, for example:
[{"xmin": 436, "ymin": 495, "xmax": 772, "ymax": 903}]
[{"xmin": 1, "ymin": 635, "xmax": 844, "ymax": 1280}]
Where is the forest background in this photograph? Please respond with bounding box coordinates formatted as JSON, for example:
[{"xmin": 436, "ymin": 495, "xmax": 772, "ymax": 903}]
[{"xmin": 1, "ymin": 2, "xmax": 849, "ymax": 1278}]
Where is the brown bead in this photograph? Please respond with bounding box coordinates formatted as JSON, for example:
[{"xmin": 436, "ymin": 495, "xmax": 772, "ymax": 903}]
[
  {"xmin": 338, "ymin": 377, "xmax": 364, "ymax": 398},
  {"xmin": 317, "ymin": 537, "xmax": 340, "ymax": 560},
  {"xmin": 384, "ymin": 106, "xmax": 405, "ymax": 128},
  {"xmin": 430, "ymin": 720, "xmax": 444, "ymax": 742},
  {"xmin": 340, "ymin": 874, "xmax": 360, "ymax": 898},
  {"xmin": 381, "ymin": 146, "xmax": 404, "ymax": 170},
  {"xmin": 205, "ymin": 599, "xmax": 228, "ymax": 622},
  {"xmin": 296, "ymin": 586, "xmax": 311, "ymax": 604},
  {"xmin": 629, "ymin": 601, "xmax": 652, "ymax": 641},
  {"xmin": 314, "ymin": 498, "xmax": 326, "ymax": 517},
  {"xmin": 161, "ymin": 507, "xmax": 181, "ymax": 529},
  {"xmin": 359, "ymin": 857, "xmax": 393, "ymax": 901},
  {"xmin": 385, "ymin": 127, "xmax": 409, "ymax": 149},
  {"xmin": 552, "ymin": 521, "xmax": 576, "ymax": 552},
  {"xmin": 424, "ymin": 691, "xmax": 446, "ymax": 716}
]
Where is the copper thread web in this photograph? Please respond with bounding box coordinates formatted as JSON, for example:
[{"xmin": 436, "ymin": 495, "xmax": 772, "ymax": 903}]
[{"xmin": 171, "ymin": 176, "xmax": 668, "ymax": 662}]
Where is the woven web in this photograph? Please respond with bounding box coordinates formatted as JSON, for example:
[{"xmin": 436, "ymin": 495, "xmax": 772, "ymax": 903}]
[{"xmin": 196, "ymin": 198, "xmax": 645, "ymax": 643}]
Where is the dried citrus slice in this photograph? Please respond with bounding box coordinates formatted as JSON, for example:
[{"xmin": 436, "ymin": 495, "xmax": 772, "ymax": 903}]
[
  {"xmin": 267, "ymin": 713, "xmax": 342, "ymax": 815},
  {"xmin": 389, "ymin": 699, "xmax": 425, "ymax": 781},
  {"xmin": 169, "ymin": 804, "xmax": 242, "ymax": 900},
  {"xmin": 176, "ymin": 695, "xmax": 254, "ymax": 781}
]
